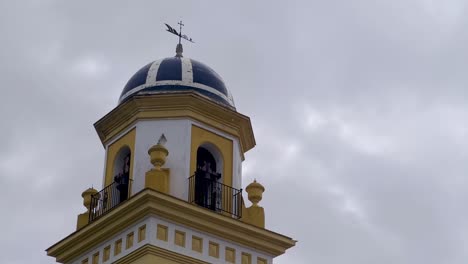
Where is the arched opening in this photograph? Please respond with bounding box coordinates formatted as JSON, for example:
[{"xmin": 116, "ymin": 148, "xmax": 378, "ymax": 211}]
[
  {"xmin": 196, "ymin": 147, "xmax": 217, "ymax": 173},
  {"xmin": 113, "ymin": 146, "xmax": 131, "ymax": 203},
  {"xmin": 194, "ymin": 144, "xmax": 223, "ymax": 211}
]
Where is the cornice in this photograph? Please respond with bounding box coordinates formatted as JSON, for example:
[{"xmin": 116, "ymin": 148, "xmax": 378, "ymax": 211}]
[
  {"xmin": 113, "ymin": 244, "xmax": 209, "ymax": 264},
  {"xmin": 46, "ymin": 189, "xmax": 296, "ymax": 263},
  {"xmin": 94, "ymin": 92, "xmax": 256, "ymax": 156}
]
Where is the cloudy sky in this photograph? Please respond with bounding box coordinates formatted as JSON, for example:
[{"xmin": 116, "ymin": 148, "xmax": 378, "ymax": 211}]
[{"xmin": 1, "ymin": 1, "xmax": 468, "ymax": 263}]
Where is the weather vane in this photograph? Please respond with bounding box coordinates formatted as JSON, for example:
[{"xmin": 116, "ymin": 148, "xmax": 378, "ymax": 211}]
[
  {"xmin": 165, "ymin": 21, "xmax": 194, "ymax": 57},
  {"xmin": 165, "ymin": 21, "xmax": 195, "ymax": 44}
]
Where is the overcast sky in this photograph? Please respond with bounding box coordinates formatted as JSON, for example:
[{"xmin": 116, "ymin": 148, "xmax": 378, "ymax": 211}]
[{"xmin": 1, "ymin": 1, "xmax": 468, "ymax": 263}]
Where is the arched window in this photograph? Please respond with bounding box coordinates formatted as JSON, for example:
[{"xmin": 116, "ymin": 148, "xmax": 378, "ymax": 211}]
[
  {"xmin": 194, "ymin": 144, "xmax": 223, "ymax": 211},
  {"xmin": 113, "ymin": 146, "xmax": 131, "ymax": 203}
]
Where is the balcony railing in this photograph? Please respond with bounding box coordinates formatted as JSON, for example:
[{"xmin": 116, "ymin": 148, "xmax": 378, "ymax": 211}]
[
  {"xmin": 188, "ymin": 170, "xmax": 242, "ymax": 218},
  {"xmin": 89, "ymin": 179, "xmax": 133, "ymax": 223}
]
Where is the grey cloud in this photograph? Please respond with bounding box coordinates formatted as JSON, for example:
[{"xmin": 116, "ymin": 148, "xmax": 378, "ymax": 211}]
[{"xmin": 1, "ymin": 1, "xmax": 468, "ymax": 264}]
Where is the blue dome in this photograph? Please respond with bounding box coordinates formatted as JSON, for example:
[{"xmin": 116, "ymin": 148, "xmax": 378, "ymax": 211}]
[{"xmin": 119, "ymin": 57, "xmax": 235, "ymax": 108}]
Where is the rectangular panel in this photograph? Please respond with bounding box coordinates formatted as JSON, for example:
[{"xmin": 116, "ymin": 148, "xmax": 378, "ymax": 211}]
[
  {"xmin": 175, "ymin": 230, "xmax": 186, "ymax": 247},
  {"xmin": 192, "ymin": 236, "xmax": 203, "ymax": 253},
  {"xmin": 157, "ymin": 224, "xmax": 168, "ymax": 241}
]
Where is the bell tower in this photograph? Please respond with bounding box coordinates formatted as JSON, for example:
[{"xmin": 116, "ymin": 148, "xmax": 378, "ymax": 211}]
[{"xmin": 47, "ymin": 40, "xmax": 295, "ymax": 264}]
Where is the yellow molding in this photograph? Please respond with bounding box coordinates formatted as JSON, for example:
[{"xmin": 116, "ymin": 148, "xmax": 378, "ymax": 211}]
[
  {"xmin": 103, "ymin": 245, "xmax": 110, "ymax": 262},
  {"xmin": 190, "ymin": 125, "xmax": 233, "ymax": 187},
  {"xmin": 92, "ymin": 252, "xmax": 99, "ymax": 264},
  {"xmin": 126, "ymin": 232, "xmax": 134, "ymax": 249},
  {"xmin": 104, "ymin": 128, "xmax": 136, "ymax": 186},
  {"xmin": 157, "ymin": 224, "xmax": 168, "ymax": 242},
  {"xmin": 138, "ymin": 225, "xmax": 146, "ymax": 242},
  {"xmin": 114, "ymin": 239, "xmax": 122, "ymax": 256},
  {"xmin": 113, "ymin": 244, "xmax": 209, "ymax": 264},
  {"xmin": 258, "ymin": 257, "xmax": 267, "ymax": 264},
  {"xmin": 174, "ymin": 230, "xmax": 186, "ymax": 247},
  {"xmin": 225, "ymin": 247, "xmax": 236, "ymax": 263},
  {"xmin": 46, "ymin": 189, "xmax": 296, "ymax": 263},
  {"xmin": 191, "ymin": 236, "xmax": 203, "ymax": 253},
  {"xmin": 208, "ymin": 241, "xmax": 219, "ymax": 258},
  {"xmin": 241, "ymin": 252, "xmax": 252, "ymax": 264},
  {"xmin": 94, "ymin": 92, "xmax": 255, "ymax": 158}
]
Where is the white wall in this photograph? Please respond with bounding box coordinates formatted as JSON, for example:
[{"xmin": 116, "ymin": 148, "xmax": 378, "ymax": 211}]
[{"xmin": 133, "ymin": 119, "xmax": 191, "ymax": 200}]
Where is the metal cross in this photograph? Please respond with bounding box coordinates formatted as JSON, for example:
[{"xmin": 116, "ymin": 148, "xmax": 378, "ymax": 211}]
[{"xmin": 178, "ymin": 20, "xmax": 184, "ymax": 44}]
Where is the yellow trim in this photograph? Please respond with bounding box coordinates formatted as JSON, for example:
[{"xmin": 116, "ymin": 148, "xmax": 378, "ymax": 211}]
[
  {"xmin": 114, "ymin": 239, "xmax": 122, "ymax": 256},
  {"xmin": 126, "ymin": 232, "xmax": 134, "ymax": 249},
  {"xmin": 174, "ymin": 230, "xmax": 186, "ymax": 247},
  {"xmin": 113, "ymin": 244, "xmax": 209, "ymax": 264},
  {"xmin": 242, "ymin": 252, "xmax": 252, "ymax": 264},
  {"xmin": 190, "ymin": 125, "xmax": 233, "ymax": 187},
  {"xmin": 94, "ymin": 92, "xmax": 255, "ymax": 159},
  {"xmin": 104, "ymin": 128, "xmax": 136, "ymax": 187},
  {"xmin": 138, "ymin": 225, "xmax": 146, "ymax": 242},
  {"xmin": 208, "ymin": 241, "xmax": 219, "ymax": 258},
  {"xmin": 192, "ymin": 236, "xmax": 203, "ymax": 253},
  {"xmin": 257, "ymin": 257, "xmax": 267, "ymax": 264},
  {"xmin": 46, "ymin": 189, "xmax": 296, "ymax": 263},
  {"xmin": 225, "ymin": 247, "xmax": 236, "ymax": 263},
  {"xmin": 103, "ymin": 245, "xmax": 110, "ymax": 262},
  {"xmin": 157, "ymin": 224, "xmax": 168, "ymax": 242},
  {"xmin": 92, "ymin": 252, "xmax": 99, "ymax": 264}
]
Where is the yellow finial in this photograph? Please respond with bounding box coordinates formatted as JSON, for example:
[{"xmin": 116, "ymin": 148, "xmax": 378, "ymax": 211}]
[
  {"xmin": 77, "ymin": 187, "xmax": 98, "ymax": 230},
  {"xmin": 245, "ymin": 179, "xmax": 265, "ymax": 207},
  {"xmin": 82, "ymin": 187, "xmax": 98, "ymax": 210},
  {"xmin": 148, "ymin": 134, "xmax": 169, "ymax": 170}
]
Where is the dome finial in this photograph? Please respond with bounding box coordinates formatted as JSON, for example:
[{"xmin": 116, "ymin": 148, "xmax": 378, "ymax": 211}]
[
  {"xmin": 176, "ymin": 43, "xmax": 183, "ymax": 57},
  {"xmin": 176, "ymin": 21, "xmax": 184, "ymax": 57}
]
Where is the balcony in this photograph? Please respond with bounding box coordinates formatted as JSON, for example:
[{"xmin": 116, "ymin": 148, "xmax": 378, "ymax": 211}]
[
  {"xmin": 87, "ymin": 170, "xmax": 242, "ymax": 224},
  {"xmin": 188, "ymin": 169, "xmax": 243, "ymax": 218},
  {"xmin": 88, "ymin": 179, "xmax": 133, "ymax": 223}
]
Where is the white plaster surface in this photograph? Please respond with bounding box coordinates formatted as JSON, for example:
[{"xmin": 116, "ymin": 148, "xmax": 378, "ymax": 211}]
[{"xmin": 133, "ymin": 119, "xmax": 192, "ymax": 200}]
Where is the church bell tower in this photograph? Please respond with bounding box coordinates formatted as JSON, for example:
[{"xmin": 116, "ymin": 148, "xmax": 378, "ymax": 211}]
[{"xmin": 47, "ymin": 36, "xmax": 296, "ymax": 264}]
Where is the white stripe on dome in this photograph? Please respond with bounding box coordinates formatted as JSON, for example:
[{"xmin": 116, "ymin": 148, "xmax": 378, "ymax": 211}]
[
  {"xmin": 146, "ymin": 59, "xmax": 163, "ymax": 85},
  {"xmin": 119, "ymin": 80, "xmax": 233, "ymax": 106},
  {"xmin": 181, "ymin": 57, "xmax": 193, "ymax": 83},
  {"xmin": 227, "ymin": 89, "xmax": 236, "ymax": 107}
]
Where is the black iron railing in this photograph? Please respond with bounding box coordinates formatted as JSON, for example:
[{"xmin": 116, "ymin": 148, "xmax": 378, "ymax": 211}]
[
  {"xmin": 189, "ymin": 170, "xmax": 242, "ymax": 218},
  {"xmin": 89, "ymin": 179, "xmax": 133, "ymax": 223}
]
